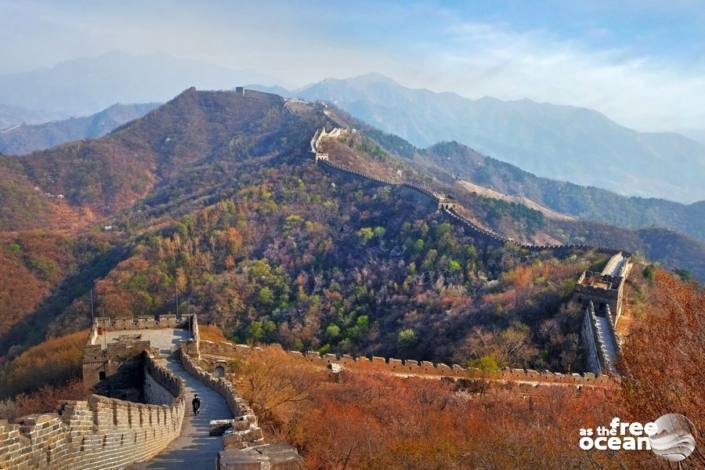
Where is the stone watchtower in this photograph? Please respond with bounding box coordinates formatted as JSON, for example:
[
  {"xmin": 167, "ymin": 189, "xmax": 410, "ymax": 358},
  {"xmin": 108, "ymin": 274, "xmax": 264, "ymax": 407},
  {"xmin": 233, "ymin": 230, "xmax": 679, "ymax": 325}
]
[
  {"xmin": 574, "ymin": 251, "xmax": 631, "ymax": 323},
  {"xmin": 437, "ymin": 195, "xmax": 456, "ymax": 211},
  {"xmin": 576, "ymin": 252, "xmax": 631, "ymax": 376}
]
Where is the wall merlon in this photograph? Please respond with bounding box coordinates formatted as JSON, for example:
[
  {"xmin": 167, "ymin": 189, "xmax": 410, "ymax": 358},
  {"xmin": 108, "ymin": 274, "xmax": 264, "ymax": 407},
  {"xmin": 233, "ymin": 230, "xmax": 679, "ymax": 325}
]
[{"xmin": 1, "ymin": 350, "xmax": 185, "ymax": 469}]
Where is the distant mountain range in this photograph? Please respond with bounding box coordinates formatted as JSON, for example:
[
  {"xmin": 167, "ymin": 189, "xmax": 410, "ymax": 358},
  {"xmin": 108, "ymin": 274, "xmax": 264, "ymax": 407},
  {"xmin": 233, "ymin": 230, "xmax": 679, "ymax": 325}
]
[
  {"xmin": 3, "ymin": 82, "xmax": 705, "ymax": 247},
  {"xmin": 0, "ymin": 104, "xmax": 66, "ymax": 130},
  {"xmin": 0, "ymin": 103, "xmax": 159, "ymax": 155},
  {"xmin": 0, "ymin": 51, "xmax": 272, "ymax": 117},
  {"xmin": 411, "ymin": 140, "xmax": 705, "ymax": 243},
  {"xmin": 251, "ymin": 74, "xmax": 705, "ymax": 203},
  {"xmin": 2, "ymin": 52, "xmax": 704, "ymax": 202}
]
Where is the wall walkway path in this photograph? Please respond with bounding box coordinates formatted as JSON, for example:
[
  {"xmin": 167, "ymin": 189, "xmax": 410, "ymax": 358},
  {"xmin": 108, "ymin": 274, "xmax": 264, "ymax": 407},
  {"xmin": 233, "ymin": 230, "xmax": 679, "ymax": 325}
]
[{"xmin": 129, "ymin": 356, "xmax": 233, "ymax": 469}]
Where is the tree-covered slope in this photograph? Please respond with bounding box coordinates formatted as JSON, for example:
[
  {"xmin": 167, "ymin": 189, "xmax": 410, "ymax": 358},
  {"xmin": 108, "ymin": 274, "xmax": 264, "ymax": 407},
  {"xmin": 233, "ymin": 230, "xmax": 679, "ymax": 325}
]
[
  {"xmin": 421, "ymin": 141, "xmax": 705, "ymax": 243},
  {"xmin": 1, "ymin": 87, "xmax": 702, "ymax": 375}
]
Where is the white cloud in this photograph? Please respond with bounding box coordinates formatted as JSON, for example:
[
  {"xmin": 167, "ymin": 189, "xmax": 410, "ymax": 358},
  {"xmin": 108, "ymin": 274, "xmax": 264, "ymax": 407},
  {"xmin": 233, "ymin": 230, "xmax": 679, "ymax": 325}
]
[
  {"xmin": 2, "ymin": 1, "xmax": 704, "ymax": 132},
  {"xmin": 400, "ymin": 21, "xmax": 705, "ymax": 132}
]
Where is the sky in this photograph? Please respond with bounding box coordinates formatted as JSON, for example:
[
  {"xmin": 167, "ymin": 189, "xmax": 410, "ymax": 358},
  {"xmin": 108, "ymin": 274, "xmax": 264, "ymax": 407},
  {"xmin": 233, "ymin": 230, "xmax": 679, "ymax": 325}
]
[{"xmin": 1, "ymin": 0, "xmax": 705, "ymax": 132}]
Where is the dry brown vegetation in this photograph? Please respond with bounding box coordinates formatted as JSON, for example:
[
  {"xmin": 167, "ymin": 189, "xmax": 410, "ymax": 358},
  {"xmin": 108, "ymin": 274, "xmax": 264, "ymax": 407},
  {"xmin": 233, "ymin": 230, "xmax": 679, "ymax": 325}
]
[
  {"xmin": 221, "ymin": 345, "xmax": 627, "ymax": 469},
  {"xmin": 0, "ymin": 330, "xmax": 89, "ymax": 421},
  {"xmin": 0, "ymin": 330, "xmax": 88, "ymax": 398},
  {"xmin": 209, "ymin": 268, "xmax": 703, "ymax": 469},
  {"xmin": 620, "ymin": 270, "xmax": 705, "ymax": 467},
  {"xmin": 199, "ymin": 324, "xmax": 229, "ymax": 343}
]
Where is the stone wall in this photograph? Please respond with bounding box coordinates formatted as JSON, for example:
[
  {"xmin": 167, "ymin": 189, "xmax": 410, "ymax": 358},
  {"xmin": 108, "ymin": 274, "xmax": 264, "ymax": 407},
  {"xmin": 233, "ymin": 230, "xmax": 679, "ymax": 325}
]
[
  {"xmin": 0, "ymin": 354, "xmax": 185, "ymax": 470},
  {"xmin": 197, "ymin": 339, "xmax": 616, "ymax": 388},
  {"xmin": 311, "ymin": 126, "xmax": 619, "ymax": 255},
  {"xmin": 582, "ymin": 307, "xmax": 602, "ymax": 375},
  {"xmin": 93, "ymin": 315, "xmax": 189, "ymax": 332},
  {"xmin": 177, "ymin": 349, "xmax": 264, "ymax": 447},
  {"xmin": 83, "ymin": 314, "xmax": 196, "ymax": 389},
  {"xmin": 179, "ymin": 340, "xmax": 305, "ymax": 469}
]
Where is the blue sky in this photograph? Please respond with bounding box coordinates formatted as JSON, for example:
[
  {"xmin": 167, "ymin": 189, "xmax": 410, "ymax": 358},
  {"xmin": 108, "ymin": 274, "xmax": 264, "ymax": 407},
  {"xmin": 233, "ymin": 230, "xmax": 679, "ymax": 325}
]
[{"xmin": 1, "ymin": 0, "xmax": 705, "ymax": 131}]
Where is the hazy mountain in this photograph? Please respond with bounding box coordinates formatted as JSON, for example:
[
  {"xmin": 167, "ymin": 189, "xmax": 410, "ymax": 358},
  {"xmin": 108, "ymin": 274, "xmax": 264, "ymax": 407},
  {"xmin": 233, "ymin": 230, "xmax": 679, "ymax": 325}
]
[
  {"xmin": 0, "ymin": 51, "xmax": 271, "ymax": 117},
  {"xmin": 413, "ymin": 140, "xmax": 705, "ymax": 243},
  {"xmin": 682, "ymin": 129, "xmax": 705, "ymax": 146},
  {"xmin": 262, "ymin": 74, "xmax": 705, "ymax": 203},
  {"xmin": 0, "ymin": 104, "xmax": 67, "ymax": 130},
  {"xmin": 4, "ymin": 87, "xmax": 702, "ymax": 373},
  {"xmin": 0, "ymin": 103, "xmax": 159, "ymax": 155}
]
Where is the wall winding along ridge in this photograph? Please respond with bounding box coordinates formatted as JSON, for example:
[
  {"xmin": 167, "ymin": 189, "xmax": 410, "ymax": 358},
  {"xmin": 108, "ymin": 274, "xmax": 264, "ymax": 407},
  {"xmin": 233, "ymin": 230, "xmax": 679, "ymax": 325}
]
[
  {"xmin": 313, "ymin": 128, "xmax": 631, "ymax": 377},
  {"xmin": 0, "ymin": 354, "xmax": 185, "ymax": 470},
  {"xmin": 312, "ymin": 127, "xmax": 617, "ymax": 254}
]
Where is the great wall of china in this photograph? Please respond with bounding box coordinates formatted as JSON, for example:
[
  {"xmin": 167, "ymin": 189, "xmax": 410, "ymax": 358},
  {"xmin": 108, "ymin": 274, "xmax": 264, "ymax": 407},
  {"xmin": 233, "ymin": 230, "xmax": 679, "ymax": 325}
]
[
  {"xmin": 197, "ymin": 338, "xmax": 616, "ymax": 389},
  {"xmin": 310, "ymin": 127, "xmax": 615, "ymax": 253},
  {"xmin": 0, "ymin": 107, "xmax": 631, "ymax": 469},
  {"xmin": 310, "ymin": 125, "xmax": 630, "ymax": 378},
  {"xmin": 0, "ymin": 350, "xmax": 186, "ymax": 469},
  {"xmin": 0, "ymin": 315, "xmax": 304, "ymax": 469}
]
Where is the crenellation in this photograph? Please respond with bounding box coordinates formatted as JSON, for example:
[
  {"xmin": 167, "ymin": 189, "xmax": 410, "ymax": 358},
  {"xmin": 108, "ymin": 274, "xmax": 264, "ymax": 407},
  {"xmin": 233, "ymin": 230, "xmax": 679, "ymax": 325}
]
[
  {"xmin": 1, "ymin": 351, "xmax": 185, "ymax": 469},
  {"xmin": 197, "ymin": 337, "xmax": 616, "ymax": 389}
]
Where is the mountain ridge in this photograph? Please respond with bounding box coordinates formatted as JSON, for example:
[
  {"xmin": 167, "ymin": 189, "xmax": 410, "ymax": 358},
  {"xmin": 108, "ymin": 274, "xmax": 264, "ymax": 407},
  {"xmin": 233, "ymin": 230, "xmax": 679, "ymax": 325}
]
[
  {"xmin": 0, "ymin": 103, "xmax": 159, "ymax": 155},
  {"xmin": 250, "ymin": 74, "xmax": 705, "ymax": 203}
]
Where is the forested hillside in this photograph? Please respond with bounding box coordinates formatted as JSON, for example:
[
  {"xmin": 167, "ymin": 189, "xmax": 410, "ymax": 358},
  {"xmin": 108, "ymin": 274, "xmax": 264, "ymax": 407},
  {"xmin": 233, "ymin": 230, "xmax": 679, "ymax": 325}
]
[
  {"xmin": 0, "ymin": 88, "xmax": 701, "ymax": 374},
  {"xmin": 421, "ymin": 141, "xmax": 705, "ymax": 243}
]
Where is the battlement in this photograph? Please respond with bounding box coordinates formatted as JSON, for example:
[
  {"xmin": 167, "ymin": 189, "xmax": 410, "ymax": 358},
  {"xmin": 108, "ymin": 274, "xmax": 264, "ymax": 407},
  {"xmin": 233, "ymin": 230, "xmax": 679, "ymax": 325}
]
[
  {"xmin": 178, "ymin": 349, "xmax": 264, "ymax": 448},
  {"xmin": 83, "ymin": 314, "xmax": 197, "ymax": 390},
  {"xmin": 91, "ymin": 315, "xmax": 190, "ymax": 335},
  {"xmin": 0, "ymin": 354, "xmax": 185, "ymax": 469},
  {"xmin": 574, "ymin": 252, "xmax": 630, "ymax": 324},
  {"xmin": 197, "ymin": 339, "xmax": 616, "ymax": 389}
]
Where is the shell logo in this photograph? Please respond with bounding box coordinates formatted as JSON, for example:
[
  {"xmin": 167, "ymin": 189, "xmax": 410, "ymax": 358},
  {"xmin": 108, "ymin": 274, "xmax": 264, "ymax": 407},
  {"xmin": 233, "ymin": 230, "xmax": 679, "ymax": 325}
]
[{"xmin": 649, "ymin": 414, "xmax": 697, "ymax": 462}]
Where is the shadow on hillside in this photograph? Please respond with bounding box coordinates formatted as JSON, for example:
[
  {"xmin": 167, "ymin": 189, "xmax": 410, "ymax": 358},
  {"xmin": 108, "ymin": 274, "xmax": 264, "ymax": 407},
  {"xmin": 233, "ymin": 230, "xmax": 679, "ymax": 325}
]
[{"xmin": 0, "ymin": 245, "xmax": 130, "ymax": 358}]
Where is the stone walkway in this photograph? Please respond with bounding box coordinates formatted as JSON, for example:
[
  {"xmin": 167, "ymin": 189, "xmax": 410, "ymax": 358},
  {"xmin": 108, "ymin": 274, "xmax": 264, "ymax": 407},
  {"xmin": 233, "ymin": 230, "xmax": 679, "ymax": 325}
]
[{"xmin": 128, "ymin": 333, "xmax": 233, "ymax": 469}]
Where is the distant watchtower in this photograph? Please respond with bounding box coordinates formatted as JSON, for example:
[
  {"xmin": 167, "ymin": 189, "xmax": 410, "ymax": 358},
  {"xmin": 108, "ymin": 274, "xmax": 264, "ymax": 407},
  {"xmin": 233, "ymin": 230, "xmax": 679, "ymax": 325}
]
[
  {"xmin": 235, "ymin": 86, "xmax": 246, "ymax": 95},
  {"xmin": 437, "ymin": 195, "xmax": 456, "ymax": 211},
  {"xmin": 574, "ymin": 252, "xmax": 631, "ymax": 324}
]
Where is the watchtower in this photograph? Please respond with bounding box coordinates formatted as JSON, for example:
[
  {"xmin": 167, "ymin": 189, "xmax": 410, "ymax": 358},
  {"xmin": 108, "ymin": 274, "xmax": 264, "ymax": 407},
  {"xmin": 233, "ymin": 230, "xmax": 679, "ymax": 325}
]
[{"xmin": 437, "ymin": 196, "xmax": 456, "ymax": 211}]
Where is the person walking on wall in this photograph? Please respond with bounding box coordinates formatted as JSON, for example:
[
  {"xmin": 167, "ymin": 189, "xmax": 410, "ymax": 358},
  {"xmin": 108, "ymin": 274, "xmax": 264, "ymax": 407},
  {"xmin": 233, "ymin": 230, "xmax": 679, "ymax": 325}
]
[{"xmin": 192, "ymin": 394, "xmax": 201, "ymax": 416}]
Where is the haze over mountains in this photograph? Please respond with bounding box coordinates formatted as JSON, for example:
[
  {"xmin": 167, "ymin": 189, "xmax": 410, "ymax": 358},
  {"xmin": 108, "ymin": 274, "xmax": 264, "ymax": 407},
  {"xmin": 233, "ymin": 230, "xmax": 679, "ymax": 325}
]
[
  {"xmin": 0, "ymin": 104, "xmax": 66, "ymax": 130},
  {"xmin": 4, "ymin": 52, "xmax": 705, "ymax": 203},
  {"xmin": 0, "ymin": 103, "xmax": 159, "ymax": 155},
  {"xmin": 0, "ymin": 51, "xmax": 270, "ymax": 117},
  {"xmin": 253, "ymin": 74, "xmax": 705, "ymax": 203}
]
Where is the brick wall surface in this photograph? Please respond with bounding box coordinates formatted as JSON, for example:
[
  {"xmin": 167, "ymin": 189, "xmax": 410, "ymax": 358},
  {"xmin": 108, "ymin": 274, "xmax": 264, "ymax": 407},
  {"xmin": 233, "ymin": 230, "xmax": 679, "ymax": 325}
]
[
  {"xmin": 197, "ymin": 339, "xmax": 616, "ymax": 388},
  {"xmin": 0, "ymin": 355, "xmax": 185, "ymax": 470}
]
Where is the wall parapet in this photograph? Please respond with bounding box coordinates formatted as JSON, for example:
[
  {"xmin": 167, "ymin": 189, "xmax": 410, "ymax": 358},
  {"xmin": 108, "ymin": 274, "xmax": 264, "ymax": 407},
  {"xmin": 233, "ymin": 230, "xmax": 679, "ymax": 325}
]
[
  {"xmin": 197, "ymin": 339, "xmax": 616, "ymax": 388},
  {"xmin": 90, "ymin": 314, "xmax": 192, "ymax": 336},
  {"xmin": 0, "ymin": 353, "xmax": 186, "ymax": 469},
  {"xmin": 178, "ymin": 349, "xmax": 264, "ymax": 447}
]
